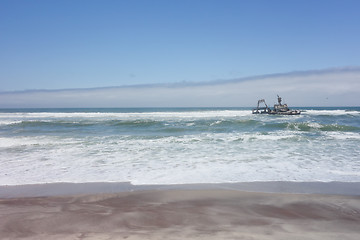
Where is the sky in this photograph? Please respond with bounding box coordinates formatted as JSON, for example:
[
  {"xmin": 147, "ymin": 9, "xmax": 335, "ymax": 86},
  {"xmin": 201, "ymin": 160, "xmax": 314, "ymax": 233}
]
[{"xmin": 1, "ymin": 0, "xmax": 360, "ymax": 107}]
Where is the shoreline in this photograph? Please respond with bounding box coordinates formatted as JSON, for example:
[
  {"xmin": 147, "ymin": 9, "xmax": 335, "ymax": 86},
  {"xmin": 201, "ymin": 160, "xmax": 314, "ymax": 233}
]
[{"xmin": 1, "ymin": 181, "xmax": 360, "ymax": 198}]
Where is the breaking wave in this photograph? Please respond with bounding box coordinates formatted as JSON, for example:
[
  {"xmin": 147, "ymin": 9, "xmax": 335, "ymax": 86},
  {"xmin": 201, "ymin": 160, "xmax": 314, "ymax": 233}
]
[{"xmin": 1, "ymin": 107, "xmax": 360, "ymax": 185}]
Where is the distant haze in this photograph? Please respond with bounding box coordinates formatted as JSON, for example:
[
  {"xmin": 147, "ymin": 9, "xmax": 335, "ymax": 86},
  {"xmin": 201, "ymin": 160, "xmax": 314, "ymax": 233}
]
[{"xmin": 1, "ymin": 67, "xmax": 359, "ymax": 108}]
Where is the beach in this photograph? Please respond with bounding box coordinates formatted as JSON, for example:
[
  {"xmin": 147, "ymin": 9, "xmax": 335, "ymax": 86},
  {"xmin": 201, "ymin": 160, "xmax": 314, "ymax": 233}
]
[
  {"xmin": 1, "ymin": 182, "xmax": 360, "ymax": 240},
  {"xmin": 1, "ymin": 109, "xmax": 360, "ymax": 239}
]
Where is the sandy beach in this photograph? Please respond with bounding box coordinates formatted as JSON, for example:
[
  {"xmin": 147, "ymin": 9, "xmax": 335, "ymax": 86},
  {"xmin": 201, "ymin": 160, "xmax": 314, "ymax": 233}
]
[{"xmin": 1, "ymin": 183, "xmax": 360, "ymax": 240}]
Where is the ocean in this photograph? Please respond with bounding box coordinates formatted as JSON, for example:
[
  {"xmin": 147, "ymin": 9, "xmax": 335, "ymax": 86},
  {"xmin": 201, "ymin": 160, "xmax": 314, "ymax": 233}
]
[{"xmin": 0, "ymin": 107, "xmax": 359, "ymax": 186}]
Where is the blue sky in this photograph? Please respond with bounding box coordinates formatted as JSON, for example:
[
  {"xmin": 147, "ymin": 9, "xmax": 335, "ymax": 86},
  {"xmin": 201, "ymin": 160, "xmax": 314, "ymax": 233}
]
[
  {"xmin": 1, "ymin": 0, "xmax": 360, "ymax": 92},
  {"xmin": 1, "ymin": 0, "xmax": 360, "ymax": 107}
]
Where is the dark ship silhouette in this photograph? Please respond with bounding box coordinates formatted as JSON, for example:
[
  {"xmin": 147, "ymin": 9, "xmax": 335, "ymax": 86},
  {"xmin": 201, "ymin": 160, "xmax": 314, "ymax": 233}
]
[{"xmin": 252, "ymin": 95, "xmax": 300, "ymax": 115}]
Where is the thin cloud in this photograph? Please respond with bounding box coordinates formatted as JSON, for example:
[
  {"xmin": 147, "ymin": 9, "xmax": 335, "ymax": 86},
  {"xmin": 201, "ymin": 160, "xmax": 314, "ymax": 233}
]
[{"xmin": 1, "ymin": 67, "xmax": 359, "ymax": 108}]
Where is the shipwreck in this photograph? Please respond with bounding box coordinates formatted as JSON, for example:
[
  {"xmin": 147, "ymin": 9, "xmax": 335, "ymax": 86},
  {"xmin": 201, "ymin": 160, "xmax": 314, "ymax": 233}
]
[{"xmin": 252, "ymin": 95, "xmax": 301, "ymax": 115}]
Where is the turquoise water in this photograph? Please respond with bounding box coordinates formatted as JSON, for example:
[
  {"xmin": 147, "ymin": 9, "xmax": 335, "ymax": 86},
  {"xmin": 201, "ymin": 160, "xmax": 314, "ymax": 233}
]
[{"xmin": 0, "ymin": 107, "xmax": 359, "ymax": 185}]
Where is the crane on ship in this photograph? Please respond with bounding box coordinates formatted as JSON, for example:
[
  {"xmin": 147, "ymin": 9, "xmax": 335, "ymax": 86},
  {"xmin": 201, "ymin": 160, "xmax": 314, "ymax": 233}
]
[{"xmin": 252, "ymin": 99, "xmax": 271, "ymax": 114}]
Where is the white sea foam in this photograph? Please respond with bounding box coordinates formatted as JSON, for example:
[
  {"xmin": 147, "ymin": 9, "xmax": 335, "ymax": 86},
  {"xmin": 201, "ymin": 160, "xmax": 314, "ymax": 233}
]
[
  {"xmin": 1, "ymin": 108, "xmax": 359, "ymax": 185},
  {"xmin": 0, "ymin": 120, "xmax": 22, "ymax": 126},
  {"xmin": 304, "ymin": 109, "xmax": 360, "ymax": 116},
  {"xmin": 0, "ymin": 110, "xmax": 251, "ymax": 119},
  {"xmin": 1, "ymin": 131, "xmax": 359, "ymax": 185},
  {"xmin": 326, "ymin": 132, "xmax": 360, "ymax": 140}
]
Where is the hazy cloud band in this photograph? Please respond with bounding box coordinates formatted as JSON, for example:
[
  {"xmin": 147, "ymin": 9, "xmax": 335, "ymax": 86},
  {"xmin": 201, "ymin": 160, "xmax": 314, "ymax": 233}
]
[{"xmin": 1, "ymin": 67, "xmax": 359, "ymax": 108}]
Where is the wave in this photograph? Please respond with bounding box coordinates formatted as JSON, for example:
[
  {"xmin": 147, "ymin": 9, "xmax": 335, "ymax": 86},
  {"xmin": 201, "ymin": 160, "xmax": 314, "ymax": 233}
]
[
  {"xmin": 2, "ymin": 108, "xmax": 360, "ymax": 186},
  {"xmin": 5, "ymin": 120, "xmax": 97, "ymax": 127},
  {"xmin": 303, "ymin": 109, "xmax": 360, "ymax": 116},
  {"xmin": 1, "ymin": 109, "xmax": 359, "ymax": 124},
  {"xmin": 1, "ymin": 108, "xmax": 359, "ymax": 138},
  {"xmin": 2, "ymin": 118, "xmax": 359, "ymax": 135},
  {"xmin": 2, "ymin": 129, "xmax": 360, "ymax": 185},
  {"xmin": 265, "ymin": 122, "xmax": 360, "ymax": 132},
  {"xmin": 0, "ymin": 109, "xmax": 252, "ymax": 119}
]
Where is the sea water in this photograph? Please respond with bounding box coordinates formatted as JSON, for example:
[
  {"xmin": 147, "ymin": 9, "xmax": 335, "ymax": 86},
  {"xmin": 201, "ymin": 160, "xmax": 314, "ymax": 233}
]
[{"xmin": 0, "ymin": 107, "xmax": 359, "ymax": 185}]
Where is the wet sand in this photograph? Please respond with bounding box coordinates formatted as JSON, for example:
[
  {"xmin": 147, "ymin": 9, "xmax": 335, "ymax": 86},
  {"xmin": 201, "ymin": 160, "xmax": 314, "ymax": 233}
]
[{"xmin": 1, "ymin": 183, "xmax": 360, "ymax": 240}]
